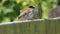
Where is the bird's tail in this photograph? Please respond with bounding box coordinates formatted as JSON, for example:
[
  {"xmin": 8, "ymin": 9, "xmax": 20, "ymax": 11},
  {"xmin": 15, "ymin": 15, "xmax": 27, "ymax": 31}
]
[{"xmin": 18, "ymin": 15, "xmax": 22, "ymax": 19}]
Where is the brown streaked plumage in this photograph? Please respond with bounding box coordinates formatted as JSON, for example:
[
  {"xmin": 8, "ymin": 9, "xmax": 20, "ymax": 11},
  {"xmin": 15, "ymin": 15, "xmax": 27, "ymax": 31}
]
[
  {"xmin": 18, "ymin": 6, "xmax": 35, "ymax": 20},
  {"xmin": 20, "ymin": 8, "xmax": 30, "ymax": 17}
]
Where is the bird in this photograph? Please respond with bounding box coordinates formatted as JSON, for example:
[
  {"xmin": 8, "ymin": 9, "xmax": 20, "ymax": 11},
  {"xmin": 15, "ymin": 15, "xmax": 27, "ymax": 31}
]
[{"xmin": 18, "ymin": 6, "xmax": 35, "ymax": 20}]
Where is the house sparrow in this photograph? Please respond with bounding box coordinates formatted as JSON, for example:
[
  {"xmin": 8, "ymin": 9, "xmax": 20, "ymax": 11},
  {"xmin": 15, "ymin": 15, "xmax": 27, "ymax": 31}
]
[{"xmin": 18, "ymin": 6, "xmax": 35, "ymax": 20}]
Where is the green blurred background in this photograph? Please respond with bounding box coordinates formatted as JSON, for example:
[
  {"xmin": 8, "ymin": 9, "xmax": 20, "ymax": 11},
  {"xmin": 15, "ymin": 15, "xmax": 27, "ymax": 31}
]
[{"xmin": 0, "ymin": 0, "xmax": 59, "ymax": 23}]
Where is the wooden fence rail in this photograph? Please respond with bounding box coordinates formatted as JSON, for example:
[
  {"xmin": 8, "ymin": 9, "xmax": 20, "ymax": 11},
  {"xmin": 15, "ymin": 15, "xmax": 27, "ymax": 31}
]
[{"xmin": 0, "ymin": 18, "xmax": 60, "ymax": 34}]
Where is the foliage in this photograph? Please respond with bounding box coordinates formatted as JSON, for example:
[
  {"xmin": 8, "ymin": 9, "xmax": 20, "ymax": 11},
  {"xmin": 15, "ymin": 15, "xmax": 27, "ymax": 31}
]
[
  {"xmin": 0, "ymin": 0, "xmax": 21, "ymax": 23},
  {"xmin": 0, "ymin": 0, "xmax": 58, "ymax": 23}
]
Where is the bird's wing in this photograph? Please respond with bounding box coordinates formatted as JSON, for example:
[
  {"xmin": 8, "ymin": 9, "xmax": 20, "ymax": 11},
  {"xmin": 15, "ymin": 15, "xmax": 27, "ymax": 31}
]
[{"xmin": 20, "ymin": 8, "xmax": 30, "ymax": 17}]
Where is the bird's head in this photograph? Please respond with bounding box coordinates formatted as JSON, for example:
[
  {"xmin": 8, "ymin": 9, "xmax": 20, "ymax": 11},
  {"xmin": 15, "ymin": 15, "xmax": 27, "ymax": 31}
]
[{"xmin": 28, "ymin": 6, "xmax": 35, "ymax": 8}]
